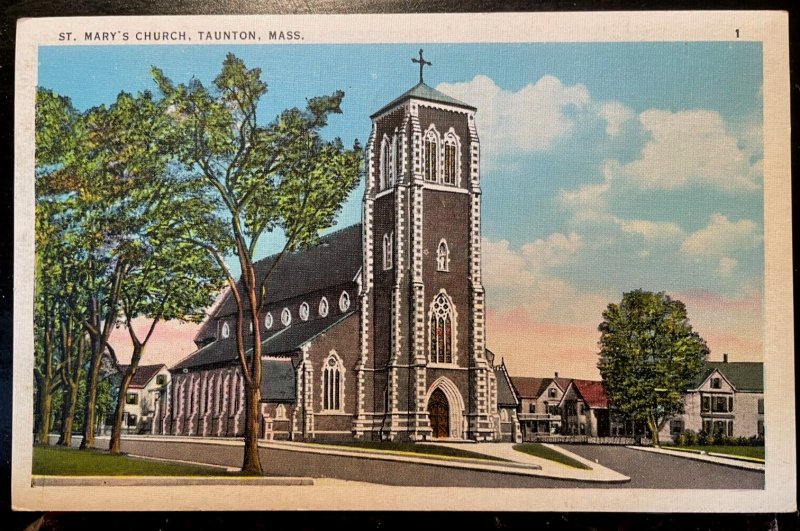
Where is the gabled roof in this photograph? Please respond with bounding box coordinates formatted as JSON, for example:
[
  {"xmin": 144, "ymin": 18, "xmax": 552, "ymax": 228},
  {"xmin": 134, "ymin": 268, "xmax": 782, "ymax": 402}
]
[
  {"xmin": 174, "ymin": 311, "xmax": 356, "ymax": 371},
  {"xmin": 493, "ymin": 362, "xmax": 519, "ymax": 408},
  {"xmin": 260, "ymin": 358, "xmax": 296, "ymax": 403},
  {"xmin": 195, "ymin": 224, "xmax": 362, "ymax": 342},
  {"xmin": 692, "ymin": 361, "xmax": 764, "ymax": 392},
  {"xmin": 118, "ymin": 364, "xmax": 166, "ymax": 389},
  {"xmin": 510, "ymin": 376, "xmax": 571, "ymax": 399},
  {"xmin": 371, "ymin": 82, "xmax": 476, "ymax": 118},
  {"xmin": 568, "ymin": 379, "xmax": 609, "ymax": 409}
]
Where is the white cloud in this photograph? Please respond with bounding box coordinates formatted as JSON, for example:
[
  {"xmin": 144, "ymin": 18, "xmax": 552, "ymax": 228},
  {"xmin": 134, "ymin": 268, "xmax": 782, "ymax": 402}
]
[
  {"xmin": 436, "ymin": 74, "xmax": 590, "ymax": 154},
  {"xmin": 716, "ymin": 257, "xmax": 738, "ymax": 278},
  {"xmin": 481, "ymin": 237, "xmax": 535, "ymax": 288},
  {"xmin": 606, "ymin": 109, "xmax": 761, "ymax": 192},
  {"xmin": 521, "ymin": 232, "xmax": 584, "ymax": 269},
  {"xmin": 681, "ymin": 213, "xmax": 761, "ymax": 258},
  {"xmin": 598, "ymin": 102, "xmax": 634, "ymax": 136},
  {"xmin": 615, "ymin": 219, "xmax": 684, "ymax": 243}
]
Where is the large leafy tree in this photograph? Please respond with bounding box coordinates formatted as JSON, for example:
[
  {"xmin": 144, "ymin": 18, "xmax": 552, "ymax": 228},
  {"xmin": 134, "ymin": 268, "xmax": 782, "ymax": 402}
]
[
  {"xmin": 152, "ymin": 54, "xmax": 362, "ymax": 474},
  {"xmin": 597, "ymin": 289, "xmax": 709, "ymax": 446}
]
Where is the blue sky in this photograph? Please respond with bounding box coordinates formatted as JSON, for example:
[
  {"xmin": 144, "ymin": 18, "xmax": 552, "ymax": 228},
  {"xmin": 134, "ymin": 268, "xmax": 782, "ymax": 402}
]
[{"xmin": 40, "ymin": 42, "xmax": 765, "ymax": 376}]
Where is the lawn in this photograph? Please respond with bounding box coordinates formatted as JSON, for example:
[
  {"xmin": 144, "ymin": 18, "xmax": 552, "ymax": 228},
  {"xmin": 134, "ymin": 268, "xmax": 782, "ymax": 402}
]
[
  {"xmin": 512, "ymin": 443, "xmax": 592, "ymax": 469},
  {"xmin": 309, "ymin": 440, "xmax": 508, "ymax": 462},
  {"xmin": 32, "ymin": 446, "xmax": 234, "ymax": 476},
  {"xmin": 668, "ymin": 445, "xmax": 765, "ymax": 461}
]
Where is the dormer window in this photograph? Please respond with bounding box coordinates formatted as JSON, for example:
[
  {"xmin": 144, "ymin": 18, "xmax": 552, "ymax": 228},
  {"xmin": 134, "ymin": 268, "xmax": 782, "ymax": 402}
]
[
  {"xmin": 436, "ymin": 239, "xmax": 450, "ymax": 272},
  {"xmin": 221, "ymin": 321, "xmax": 230, "ymax": 339},
  {"xmin": 711, "ymin": 377, "xmax": 721, "ymax": 389},
  {"xmin": 339, "ymin": 291, "xmax": 350, "ymax": 312},
  {"xmin": 264, "ymin": 312, "xmax": 273, "ymax": 330},
  {"xmin": 281, "ymin": 308, "xmax": 291, "ymax": 327},
  {"xmin": 383, "ymin": 232, "xmax": 393, "ymax": 270},
  {"xmin": 319, "ymin": 297, "xmax": 329, "ymax": 317},
  {"xmin": 299, "ymin": 302, "xmax": 310, "ymax": 321},
  {"xmin": 549, "ymin": 388, "xmax": 557, "ymax": 398},
  {"xmin": 423, "ymin": 129, "xmax": 438, "ymax": 182}
]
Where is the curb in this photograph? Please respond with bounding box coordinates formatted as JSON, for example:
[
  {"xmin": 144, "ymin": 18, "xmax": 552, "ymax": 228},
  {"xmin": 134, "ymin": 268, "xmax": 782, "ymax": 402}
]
[
  {"xmin": 31, "ymin": 475, "xmax": 315, "ymax": 487},
  {"xmin": 626, "ymin": 445, "xmax": 765, "ymax": 471}
]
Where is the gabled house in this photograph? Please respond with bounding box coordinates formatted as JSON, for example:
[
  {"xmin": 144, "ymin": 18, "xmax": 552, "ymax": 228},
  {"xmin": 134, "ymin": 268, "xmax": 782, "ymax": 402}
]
[
  {"xmin": 558, "ymin": 379, "xmax": 612, "ymax": 437},
  {"xmin": 659, "ymin": 356, "xmax": 764, "ymax": 442},
  {"xmin": 510, "ymin": 373, "xmax": 571, "ymax": 438},
  {"xmin": 118, "ymin": 364, "xmax": 170, "ymax": 433}
]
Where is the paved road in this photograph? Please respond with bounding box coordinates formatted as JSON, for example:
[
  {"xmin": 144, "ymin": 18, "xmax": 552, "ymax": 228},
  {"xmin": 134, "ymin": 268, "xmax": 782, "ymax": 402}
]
[
  {"xmin": 119, "ymin": 439, "xmax": 764, "ymax": 489},
  {"xmin": 560, "ymin": 444, "xmax": 765, "ymax": 489}
]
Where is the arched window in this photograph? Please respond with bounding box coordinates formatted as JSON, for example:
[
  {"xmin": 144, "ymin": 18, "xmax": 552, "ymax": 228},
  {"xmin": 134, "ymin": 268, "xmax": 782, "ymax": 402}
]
[
  {"xmin": 221, "ymin": 321, "xmax": 230, "ymax": 339},
  {"xmin": 299, "ymin": 302, "xmax": 310, "ymax": 321},
  {"xmin": 322, "ymin": 352, "xmax": 344, "ymax": 411},
  {"xmin": 430, "ymin": 292, "xmax": 454, "ymax": 364},
  {"xmin": 394, "ymin": 134, "xmax": 402, "ymax": 183},
  {"xmin": 380, "ymin": 136, "xmax": 391, "ymax": 190},
  {"xmin": 264, "ymin": 312, "xmax": 273, "ymax": 330},
  {"xmin": 383, "ymin": 232, "xmax": 393, "ymax": 270},
  {"xmin": 500, "ymin": 408, "xmax": 509, "ymax": 422},
  {"xmin": 275, "ymin": 404, "xmax": 287, "ymax": 420},
  {"xmin": 437, "ymin": 239, "xmax": 450, "ymax": 272},
  {"xmin": 318, "ymin": 297, "xmax": 329, "ymax": 317},
  {"xmin": 443, "ymin": 132, "xmax": 459, "ymax": 185},
  {"xmin": 281, "ymin": 307, "xmax": 291, "ymax": 326},
  {"xmin": 424, "ymin": 129, "xmax": 438, "ymax": 182},
  {"xmin": 339, "ymin": 291, "xmax": 350, "ymax": 312}
]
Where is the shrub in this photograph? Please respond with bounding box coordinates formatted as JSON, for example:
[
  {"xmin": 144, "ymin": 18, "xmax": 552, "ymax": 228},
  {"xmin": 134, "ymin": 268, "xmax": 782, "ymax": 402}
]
[
  {"xmin": 696, "ymin": 430, "xmax": 709, "ymax": 446},
  {"xmin": 682, "ymin": 429, "xmax": 696, "ymax": 446}
]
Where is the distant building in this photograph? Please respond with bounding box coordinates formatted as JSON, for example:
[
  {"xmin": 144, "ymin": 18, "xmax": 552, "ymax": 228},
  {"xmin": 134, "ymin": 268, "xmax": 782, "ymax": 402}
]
[
  {"xmin": 510, "ymin": 374, "xmax": 570, "ymax": 438},
  {"xmin": 492, "ymin": 358, "xmax": 522, "ymax": 442},
  {"xmin": 660, "ymin": 356, "xmax": 764, "ymax": 442},
  {"xmin": 118, "ymin": 364, "xmax": 170, "ymax": 434}
]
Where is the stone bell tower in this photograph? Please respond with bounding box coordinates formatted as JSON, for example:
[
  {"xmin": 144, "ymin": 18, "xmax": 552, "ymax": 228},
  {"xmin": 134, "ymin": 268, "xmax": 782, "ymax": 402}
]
[{"xmin": 353, "ymin": 50, "xmax": 496, "ymax": 442}]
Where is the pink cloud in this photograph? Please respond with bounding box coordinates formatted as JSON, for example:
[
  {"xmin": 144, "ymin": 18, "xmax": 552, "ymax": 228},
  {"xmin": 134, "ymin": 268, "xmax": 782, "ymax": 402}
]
[{"xmin": 108, "ymin": 318, "xmax": 202, "ymax": 368}]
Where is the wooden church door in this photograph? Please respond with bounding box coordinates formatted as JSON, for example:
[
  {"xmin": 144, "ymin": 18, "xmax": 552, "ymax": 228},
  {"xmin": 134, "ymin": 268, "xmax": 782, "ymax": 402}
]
[{"xmin": 428, "ymin": 389, "xmax": 449, "ymax": 438}]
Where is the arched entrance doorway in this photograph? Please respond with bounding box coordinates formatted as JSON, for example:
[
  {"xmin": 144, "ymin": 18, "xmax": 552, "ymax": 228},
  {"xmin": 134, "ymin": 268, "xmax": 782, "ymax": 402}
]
[{"xmin": 428, "ymin": 388, "xmax": 450, "ymax": 438}]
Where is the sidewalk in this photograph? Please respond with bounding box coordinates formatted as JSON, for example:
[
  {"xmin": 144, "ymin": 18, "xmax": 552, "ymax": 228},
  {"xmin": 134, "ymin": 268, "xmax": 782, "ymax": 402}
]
[{"xmin": 627, "ymin": 445, "xmax": 765, "ymax": 471}]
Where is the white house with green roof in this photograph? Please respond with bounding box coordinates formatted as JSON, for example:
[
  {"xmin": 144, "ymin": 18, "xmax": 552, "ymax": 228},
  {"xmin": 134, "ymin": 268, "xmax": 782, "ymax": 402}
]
[{"xmin": 660, "ymin": 355, "xmax": 764, "ymax": 442}]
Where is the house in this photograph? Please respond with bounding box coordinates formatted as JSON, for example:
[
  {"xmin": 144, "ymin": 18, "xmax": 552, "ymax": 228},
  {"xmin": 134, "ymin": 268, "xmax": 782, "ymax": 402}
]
[
  {"xmin": 659, "ymin": 355, "xmax": 764, "ymax": 442},
  {"xmin": 153, "ymin": 56, "xmax": 504, "ymax": 442},
  {"xmin": 510, "ymin": 374, "xmax": 570, "ymax": 438},
  {"xmin": 558, "ymin": 379, "xmax": 612, "ymax": 437},
  {"xmin": 119, "ymin": 364, "xmax": 170, "ymax": 433}
]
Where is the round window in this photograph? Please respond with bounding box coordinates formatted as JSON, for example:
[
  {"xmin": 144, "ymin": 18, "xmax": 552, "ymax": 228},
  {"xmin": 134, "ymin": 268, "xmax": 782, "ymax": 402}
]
[
  {"xmin": 281, "ymin": 307, "xmax": 292, "ymax": 326},
  {"xmin": 221, "ymin": 321, "xmax": 230, "ymax": 338},
  {"xmin": 264, "ymin": 312, "xmax": 273, "ymax": 329},
  {"xmin": 339, "ymin": 291, "xmax": 350, "ymax": 312},
  {"xmin": 319, "ymin": 297, "xmax": 329, "ymax": 317},
  {"xmin": 299, "ymin": 302, "xmax": 310, "ymax": 321}
]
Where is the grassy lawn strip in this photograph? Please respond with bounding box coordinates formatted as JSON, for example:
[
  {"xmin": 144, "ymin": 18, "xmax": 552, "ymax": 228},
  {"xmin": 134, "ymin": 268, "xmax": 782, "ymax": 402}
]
[
  {"xmin": 513, "ymin": 443, "xmax": 591, "ymax": 470},
  {"xmin": 33, "ymin": 446, "xmax": 235, "ymax": 476},
  {"xmin": 308, "ymin": 440, "xmax": 508, "ymax": 462},
  {"xmin": 666, "ymin": 445, "xmax": 765, "ymax": 461}
]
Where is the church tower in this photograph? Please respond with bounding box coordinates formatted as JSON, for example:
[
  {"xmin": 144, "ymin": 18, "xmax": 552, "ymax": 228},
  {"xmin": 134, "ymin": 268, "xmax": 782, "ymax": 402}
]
[{"xmin": 354, "ymin": 51, "xmax": 497, "ymax": 441}]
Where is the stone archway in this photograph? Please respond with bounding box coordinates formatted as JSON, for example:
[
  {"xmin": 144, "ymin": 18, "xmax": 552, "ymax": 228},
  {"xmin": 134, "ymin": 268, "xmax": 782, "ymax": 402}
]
[{"xmin": 425, "ymin": 376, "xmax": 465, "ymax": 439}]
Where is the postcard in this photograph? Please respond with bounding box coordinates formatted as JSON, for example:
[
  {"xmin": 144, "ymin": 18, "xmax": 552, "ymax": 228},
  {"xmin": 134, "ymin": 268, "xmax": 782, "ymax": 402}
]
[{"xmin": 13, "ymin": 11, "xmax": 794, "ymax": 512}]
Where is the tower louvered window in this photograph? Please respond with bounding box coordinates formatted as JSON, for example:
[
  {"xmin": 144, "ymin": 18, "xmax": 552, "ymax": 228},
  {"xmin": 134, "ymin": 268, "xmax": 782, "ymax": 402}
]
[
  {"xmin": 424, "ymin": 131, "xmax": 438, "ymax": 182},
  {"xmin": 444, "ymin": 135, "xmax": 457, "ymax": 185}
]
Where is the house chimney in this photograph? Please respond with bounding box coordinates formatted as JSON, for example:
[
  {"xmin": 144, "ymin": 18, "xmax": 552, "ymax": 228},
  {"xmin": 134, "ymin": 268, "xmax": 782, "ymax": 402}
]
[
  {"xmin": 555, "ymin": 371, "xmax": 559, "ymax": 379},
  {"xmin": 723, "ymin": 353, "xmax": 728, "ymax": 363}
]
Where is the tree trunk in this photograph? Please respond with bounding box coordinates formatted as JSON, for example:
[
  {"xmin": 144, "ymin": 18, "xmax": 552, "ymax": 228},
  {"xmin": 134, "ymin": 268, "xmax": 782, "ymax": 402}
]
[
  {"xmin": 57, "ymin": 381, "xmax": 78, "ymax": 446},
  {"xmin": 241, "ymin": 379, "xmax": 262, "ymax": 475},
  {"xmin": 647, "ymin": 412, "xmax": 660, "ymax": 447},
  {"xmin": 80, "ymin": 340, "xmax": 103, "ymax": 450},
  {"xmin": 110, "ymin": 344, "xmax": 144, "ymax": 455},
  {"xmin": 36, "ymin": 383, "xmax": 53, "ymax": 447}
]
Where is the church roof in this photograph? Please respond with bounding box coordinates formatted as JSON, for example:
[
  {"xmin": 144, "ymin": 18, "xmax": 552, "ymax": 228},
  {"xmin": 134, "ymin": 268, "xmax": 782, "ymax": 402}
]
[
  {"xmin": 691, "ymin": 361, "xmax": 763, "ymax": 392},
  {"xmin": 195, "ymin": 223, "xmax": 362, "ymax": 342},
  {"xmin": 260, "ymin": 358, "xmax": 296, "ymax": 403},
  {"xmin": 493, "ymin": 365, "xmax": 519, "ymax": 408},
  {"xmin": 175, "ymin": 311, "xmax": 356, "ymax": 371},
  {"xmin": 371, "ymin": 82, "xmax": 475, "ymax": 118}
]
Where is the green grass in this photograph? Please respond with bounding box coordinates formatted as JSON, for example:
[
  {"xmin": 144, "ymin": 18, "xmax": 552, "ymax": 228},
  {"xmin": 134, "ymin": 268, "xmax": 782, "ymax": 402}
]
[
  {"xmin": 668, "ymin": 445, "xmax": 765, "ymax": 461},
  {"xmin": 33, "ymin": 446, "xmax": 235, "ymax": 476},
  {"xmin": 512, "ymin": 443, "xmax": 592, "ymax": 469},
  {"xmin": 308, "ymin": 440, "xmax": 509, "ymax": 462}
]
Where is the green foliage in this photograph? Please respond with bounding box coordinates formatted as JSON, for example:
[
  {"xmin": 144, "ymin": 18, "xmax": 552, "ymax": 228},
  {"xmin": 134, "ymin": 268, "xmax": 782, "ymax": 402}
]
[
  {"xmin": 512, "ymin": 443, "xmax": 592, "ymax": 469},
  {"xmin": 598, "ymin": 290, "xmax": 709, "ymax": 445}
]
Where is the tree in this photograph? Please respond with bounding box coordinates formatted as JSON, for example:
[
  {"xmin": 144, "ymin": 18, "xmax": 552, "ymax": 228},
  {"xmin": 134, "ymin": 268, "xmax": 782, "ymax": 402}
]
[
  {"xmin": 152, "ymin": 54, "xmax": 362, "ymax": 474},
  {"xmin": 597, "ymin": 289, "xmax": 709, "ymax": 446}
]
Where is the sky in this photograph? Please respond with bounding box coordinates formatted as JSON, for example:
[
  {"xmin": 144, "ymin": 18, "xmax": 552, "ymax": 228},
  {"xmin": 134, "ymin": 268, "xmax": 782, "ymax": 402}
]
[{"xmin": 39, "ymin": 42, "xmax": 765, "ymax": 379}]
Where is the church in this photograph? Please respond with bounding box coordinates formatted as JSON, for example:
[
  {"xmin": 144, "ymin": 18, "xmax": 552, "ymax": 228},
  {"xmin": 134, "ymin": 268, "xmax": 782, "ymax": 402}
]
[{"xmin": 153, "ymin": 53, "xmax": 520, "ymax": 443}]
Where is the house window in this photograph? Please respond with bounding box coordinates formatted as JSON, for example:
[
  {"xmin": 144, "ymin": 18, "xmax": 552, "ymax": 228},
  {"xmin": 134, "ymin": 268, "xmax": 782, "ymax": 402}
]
[
  {"xmin": 156, "ymin": 375, "xmax": 166, "ymax": 386},
  {"xmin": 126, "ymin": 393, "xmax": 138, "ymax": 405},
  {"xmin": 436, "ymin": 239, "xmax": 449, "ymax": 272},
  {"xmin": 670, "ymin": 419, "xmax": 684, "ymax": 434},
  {"xmin": 548, "ymin": 388, "xmax": 557, "ymax": 398},
  {"xmin": 281, "ymin": 308, "xmax": 291, "ymax": 326},
  {"xmin": 728, "ymin": 396, "xmax": 734, "ymax": 412},
  {"xmin": 264, "ymin": 312, "xmax": 273, "ymax": 329},
  {"xmin": 757, "ymin": 420, "xmax": 764, "ymax": 437},
  {"xmin": 712, "ymin": 396, "xmax": 729, "ymax": 413},
  {"xmin": 758, "ymin": 398, "xmax": 764, "ymax": 414},
  {"xmin": 728, "ymin": 421, "xmax": 734, "ymax": 437},
  {"xmin": 443, "ymin": 132, "xmax": 458, "ymax": 185},
  {"xmin": 711, "ymin": 377, "xmax": 721, "ymax": 389},
  {"xmin": 429, "ymin": 292, "xmax": 454, "ymax": 364},
  {"xmin": 529, "ymin": 404, "xmax": 536, "ymax": 413},
  {"xmin": 275, "ymin": 404, "xmax": 287, "ymax": 420},
  {"xmin": 702, "ymin": 420, "xmax": 712, "ymax": 433},
  {"xmin": 126, "ymin": 414, "xmax": 137, "ymax": 427},
  {"xmin": 319, "ymin": 297, "xmax": 329, "ymax": 317},
  {"xmin": 423, "ymin": 129, "xmax": 438, "ymax": 182},
  {"xmin": 581, "ymin": 403, "xmax": 588, "ymax": 415},
  {"xmin": 299, "ymin": 302, "xmax": 310, "ymax": 321},
  {"xmin": 701, "ymin": 395, "xmax": 710, "ymax": 412},
  {"xmin": 322, "ymin": 353, "xmax": 344, "ymax": 411},
  {"xmin": 221, "ymin": 321, "xmax": 230, "ymax": 338},
  {"xmin": 383, "ymin": 232, "xmax": 393, "ymax": 270},
  {"xmin": 339, "ymin": 291, "xmax": 350, "ymax": 312}
]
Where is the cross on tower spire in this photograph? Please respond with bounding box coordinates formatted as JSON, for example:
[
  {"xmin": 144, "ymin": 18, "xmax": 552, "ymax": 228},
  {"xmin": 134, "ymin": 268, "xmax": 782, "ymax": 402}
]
[{"xmin": 412, "ymin": 48, "xmax": 432, "ymax": 84}]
